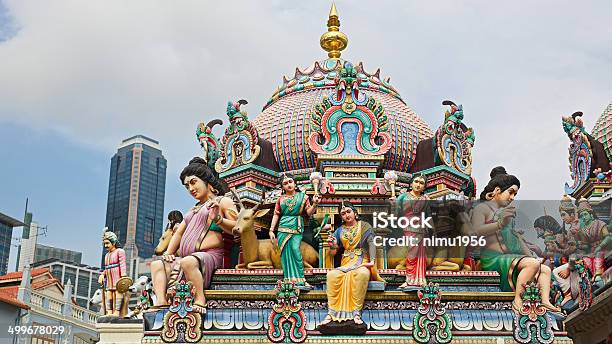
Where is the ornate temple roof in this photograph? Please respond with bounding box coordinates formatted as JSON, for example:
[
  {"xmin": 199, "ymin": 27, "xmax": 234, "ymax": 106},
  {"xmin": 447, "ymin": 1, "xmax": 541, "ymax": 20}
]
[
  {"xmin": 592, "ymin": 101, "xmax": 612, "ymax": 161},
  {"xmin": 252, "ymin": 6, "xmax": 433, "ymax": 174}
]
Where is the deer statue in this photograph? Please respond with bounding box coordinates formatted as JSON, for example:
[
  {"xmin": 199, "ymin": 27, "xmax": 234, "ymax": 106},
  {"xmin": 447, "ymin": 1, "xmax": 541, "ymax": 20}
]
[
  {"xmin": 230, "ymin": 190, "xmax": 318, "ymax": 269},
  {"xmin": 154, "ymin": 225, "xmax": 176, "ymax": 256}
]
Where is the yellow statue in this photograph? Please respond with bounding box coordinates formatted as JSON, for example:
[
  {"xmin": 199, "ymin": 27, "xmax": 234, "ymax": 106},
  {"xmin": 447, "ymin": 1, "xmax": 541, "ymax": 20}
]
[{"xmin": 318, "ymin": 201, "xmax": 384, "ymax": 332}]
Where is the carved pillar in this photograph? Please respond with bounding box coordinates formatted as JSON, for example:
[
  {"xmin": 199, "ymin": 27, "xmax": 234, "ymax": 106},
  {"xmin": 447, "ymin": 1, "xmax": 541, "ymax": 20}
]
[
  {"xmin": 322, "ymin": 215, "xmax": 336, "ymax": 269},
  {"xmin": 374, "ymin": 227, "xmax": 391, "ymax": 269}
]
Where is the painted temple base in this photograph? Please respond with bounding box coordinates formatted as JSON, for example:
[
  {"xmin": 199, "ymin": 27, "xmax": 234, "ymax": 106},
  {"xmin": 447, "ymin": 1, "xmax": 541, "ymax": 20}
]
[
  {"xmin": 96, "ymin": 317, "xmax": 144, "ymax": 344},
  {"xmin": 132, "ymin": 269, "xmax": 578, "ymax": 343}
]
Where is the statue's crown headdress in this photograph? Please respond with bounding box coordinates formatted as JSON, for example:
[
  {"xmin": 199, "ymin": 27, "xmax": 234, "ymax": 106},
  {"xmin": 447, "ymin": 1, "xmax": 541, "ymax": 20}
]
[
  {"xmin": 577, "ymin": 198, "xmax": 593, "ymax": 213},
  {"xmin": 559, "ymin": 194, "xmax": 575, "ymax": 212}
]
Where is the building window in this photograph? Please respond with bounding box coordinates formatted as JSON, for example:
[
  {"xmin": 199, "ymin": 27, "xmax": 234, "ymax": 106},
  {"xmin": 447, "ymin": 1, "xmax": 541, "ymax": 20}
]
[{"xmin": 144, "ymin": 218, "xmax": 154, "ymax": 244}]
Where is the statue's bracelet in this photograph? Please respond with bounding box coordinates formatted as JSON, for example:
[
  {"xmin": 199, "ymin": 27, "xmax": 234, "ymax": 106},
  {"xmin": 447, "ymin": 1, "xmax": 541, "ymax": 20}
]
[{"xmin": 214, "ymin": 214, "xmax": 223, "ymax": 224}]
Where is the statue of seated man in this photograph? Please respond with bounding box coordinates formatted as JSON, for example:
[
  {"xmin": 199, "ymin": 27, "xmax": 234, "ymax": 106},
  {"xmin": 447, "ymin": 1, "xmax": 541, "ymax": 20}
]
[
  {"xmin": 471, "ymin": 167, "xmax": 560, "ymax": 313},
  {"xmin": 150, "ymin": 157, "xmax": 238, "ymax": 314}
]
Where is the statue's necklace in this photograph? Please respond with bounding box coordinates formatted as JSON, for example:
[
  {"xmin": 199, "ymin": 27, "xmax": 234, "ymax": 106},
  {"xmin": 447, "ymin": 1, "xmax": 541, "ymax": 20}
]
[
  {"xmin": 342, "ymin": 223, "xmax": 358, "ymax": 242},
  {"xmin": 284, "ymin": 193, "xmax": 298, "ymax": 212}
]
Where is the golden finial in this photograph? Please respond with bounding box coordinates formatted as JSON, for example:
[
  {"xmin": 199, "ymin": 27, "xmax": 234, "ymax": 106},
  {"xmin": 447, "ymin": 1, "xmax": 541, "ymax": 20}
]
[{"xmin": 320, "ymin": 2, "xmax": 348, "ymax": 59}]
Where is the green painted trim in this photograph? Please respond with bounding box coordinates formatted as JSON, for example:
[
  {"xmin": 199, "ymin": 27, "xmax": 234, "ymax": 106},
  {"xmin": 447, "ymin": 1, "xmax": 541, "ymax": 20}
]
[
  {"xmin": 419, "ymin": 165, "xmax": 470, "ymax": 180},
  {"xmin": 219, "ymin": 163, "xmax": 279, "ymax": 178}
]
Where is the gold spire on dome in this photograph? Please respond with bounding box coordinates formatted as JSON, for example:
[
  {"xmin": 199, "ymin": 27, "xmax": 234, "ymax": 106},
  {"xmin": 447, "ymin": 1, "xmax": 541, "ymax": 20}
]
[{"xmin": 320, "ymin": 3, "xmax": 348, "ymax": 59}]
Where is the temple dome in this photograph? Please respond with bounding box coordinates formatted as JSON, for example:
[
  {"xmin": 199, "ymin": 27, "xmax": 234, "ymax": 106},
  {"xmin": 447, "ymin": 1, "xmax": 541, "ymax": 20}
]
[
  {"xmin": 252, "ymin": 5, "xmax": 433, "ymax": 174},
  {"xmin": 592, "ymin": 101, "xmax": 612, "ymax": 161},
  {"xmin": 252, "ymin": 58, "xmax": 433, "ymax": 173}
]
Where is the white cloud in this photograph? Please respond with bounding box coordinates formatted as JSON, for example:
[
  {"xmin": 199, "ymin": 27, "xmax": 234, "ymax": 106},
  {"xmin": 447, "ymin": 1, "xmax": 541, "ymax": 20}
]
[{"xmin": 0, "ymin": 0, "xmax": 611, "ymax": 200}]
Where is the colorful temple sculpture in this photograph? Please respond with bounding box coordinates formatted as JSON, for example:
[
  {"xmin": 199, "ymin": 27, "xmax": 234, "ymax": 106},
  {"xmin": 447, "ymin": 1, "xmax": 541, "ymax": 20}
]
[
  {"xmin": 95, "ymin": 5, "xmax": 609, "ymax": 344},
  {"xmin": 561, "ymin": 104, "xmax": 612, "ymax": 344}
]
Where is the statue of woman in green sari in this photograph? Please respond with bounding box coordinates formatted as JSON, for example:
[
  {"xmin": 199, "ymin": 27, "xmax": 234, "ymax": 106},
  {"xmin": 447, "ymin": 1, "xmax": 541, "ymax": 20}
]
[
  {"xmin": 269, "ymin": 173, "xmax": 320, "ymax": 290},
  {"xmin": 471, "ymin": 166, "xmax": 560, "ymax": 313}
]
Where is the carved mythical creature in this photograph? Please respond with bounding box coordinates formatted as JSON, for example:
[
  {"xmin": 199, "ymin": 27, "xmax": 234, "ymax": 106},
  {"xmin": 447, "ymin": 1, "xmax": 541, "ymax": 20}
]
[
  {"xmin": 215, "ymin": 100, "xmax": 261, "ymax": 173},
  {"xmin": 196, "ymin": 119, "xmax": 223, "ymax": 170},
  {"xmin": 433, "ymin": 100, "xmax": 475, "ymax": 175},
  {"xmin": 562, "ymin": 111, "xmax": 611, "ymax": 195},
  {"xmin": 308, "ymin": 61, "xmax": 391, "ymax": 155}
]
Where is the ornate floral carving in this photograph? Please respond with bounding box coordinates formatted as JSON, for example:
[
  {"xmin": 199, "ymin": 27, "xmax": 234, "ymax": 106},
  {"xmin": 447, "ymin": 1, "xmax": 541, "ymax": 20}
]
[
  {"xmin": 319, "ymin": 178, "xmax": 336, "ymax": 195},
  {"xmin": 308, "ymin": 61, "xmax": 391, "ymax": 155},
  {"xmin": 161, "ymin": 281, "xmax": 203, "ymax": 343},
  {"xmin": 412, "ymin": 282, "xmax": 453, "ymax": 344},
  {"xmin": 513, "ymin": 282, "xmax": 554, "ymax": 344},
  {"xmin": 371, "ymin": 179, "xmax": 387, "ymax": 195},
  {"xmin": 267, "ymin": 280, "xmax": 307, "ymax": 343}
]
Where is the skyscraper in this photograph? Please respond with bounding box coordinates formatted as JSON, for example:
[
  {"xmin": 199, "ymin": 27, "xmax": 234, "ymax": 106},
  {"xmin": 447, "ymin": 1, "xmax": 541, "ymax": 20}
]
[
  {"xmin": 104, "ymin": 135, "xmax": 166, "ymax": 267},
  {"xmin": 0, "ymin": 212, "xmax": 25, "ymax": 275}
]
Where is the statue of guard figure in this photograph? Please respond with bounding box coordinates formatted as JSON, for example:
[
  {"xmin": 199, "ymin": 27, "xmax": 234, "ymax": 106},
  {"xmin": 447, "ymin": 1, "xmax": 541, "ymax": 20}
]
[{"xmin": 99, "ymin": 228, "xmax": 132, "ymax": 317}]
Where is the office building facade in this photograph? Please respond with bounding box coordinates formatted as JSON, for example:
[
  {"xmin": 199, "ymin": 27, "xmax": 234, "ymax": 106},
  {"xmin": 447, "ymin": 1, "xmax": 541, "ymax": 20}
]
[
  {"xmin": 0, "ymin": 212, "xmax": 25, "ymax": 275},
  {"xmin": 104, "ymin": 135, "xmax": 167, "ymax": 264}
]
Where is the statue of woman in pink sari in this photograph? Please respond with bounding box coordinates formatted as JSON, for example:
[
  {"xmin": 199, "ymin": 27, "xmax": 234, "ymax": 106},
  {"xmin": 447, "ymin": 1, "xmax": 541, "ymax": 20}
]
[
  {"xmin": 395, "ymin": 175, "xmax": 430, "ymax": 291},
  {"xmin": 150, "ymin": 157, "xmax": 238, "ymax": 314}
]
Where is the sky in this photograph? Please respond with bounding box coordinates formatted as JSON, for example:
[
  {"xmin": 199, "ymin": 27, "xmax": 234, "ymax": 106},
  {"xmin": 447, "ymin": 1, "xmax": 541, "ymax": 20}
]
[{"xmin": 0, "ymin": 1, "xmax": 611, "ymax": 268}]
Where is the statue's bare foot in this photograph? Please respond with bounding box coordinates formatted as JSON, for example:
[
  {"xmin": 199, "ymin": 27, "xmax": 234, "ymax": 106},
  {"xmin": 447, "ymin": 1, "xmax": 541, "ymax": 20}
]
[
  {"xmin": 542, "ymin": 301, "xmax": 561, "ymax": 313},
  {"xmin": 560, "ymin": 294, "xmax": 572, "ymax": 306},
  {"xmin": 320, "ymin": 315, "xmax": 333, "ymax": 326},
  {"xmin": 353, "ymin": 315, "xmax": 364, "ymax": 325},
  {"xmin": 144, "ymin": 303, "xmax": 169, "ymax": 312},
  {"xmin": 192, "ymin": 302, "xmax": 207, "ymax": 315},
  {"xmin": 398, "ymin": 282, "xmax": 409, "ymax": 289},
  {"xmin": 511, "ymin": 299, "xmax": 522, "ymax": 313}
]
